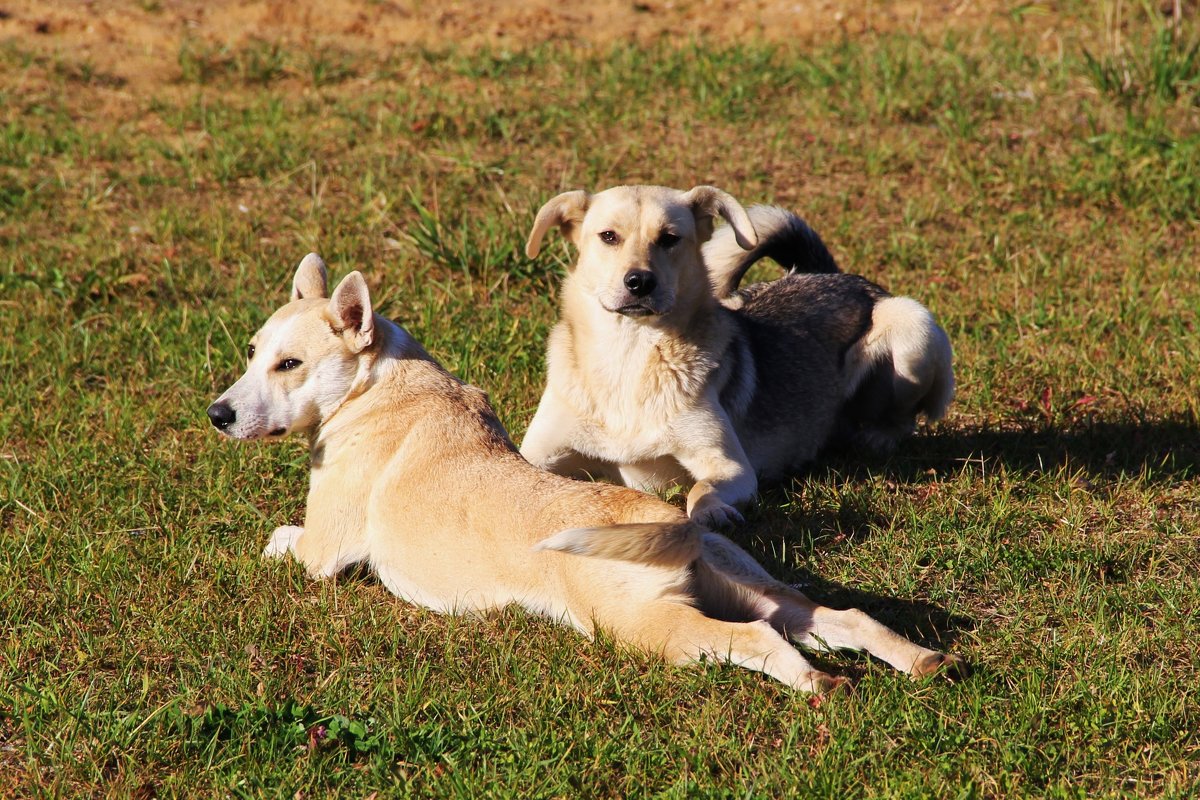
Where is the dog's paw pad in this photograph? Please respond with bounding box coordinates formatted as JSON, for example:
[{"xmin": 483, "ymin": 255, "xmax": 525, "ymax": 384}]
[{"xmin": 263, "ymin": 526, "xmax": 302, "ymax": 559}]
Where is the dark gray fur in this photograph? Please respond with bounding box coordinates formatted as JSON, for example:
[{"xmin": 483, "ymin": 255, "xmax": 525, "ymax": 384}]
[
  {"xmin": 722, "ymin": 274, "xmax": 891, "ymax": 478},
  {"xmin": 708, "ymin": 207, "xmax": 942, "ymax": 478}
]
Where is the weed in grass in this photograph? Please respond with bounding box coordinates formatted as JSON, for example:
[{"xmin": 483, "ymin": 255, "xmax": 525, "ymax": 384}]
[
  {"xmin": 305, "ymin": 49, "xmax": 358, "ymax": 87},
  {"xmin": 177, "ymin": 37, "xmax": 226, "ymax": 85}
]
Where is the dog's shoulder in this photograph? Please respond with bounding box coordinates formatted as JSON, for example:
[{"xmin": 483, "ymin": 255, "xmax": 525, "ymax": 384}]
[{"xmin": 377, "ymin": 358, "xmax": 518, "ymax": 455}]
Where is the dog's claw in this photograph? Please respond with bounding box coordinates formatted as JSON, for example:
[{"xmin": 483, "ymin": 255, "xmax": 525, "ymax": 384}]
[{"xmin": 801, "ymin": 672, "xmax": 849, "ymax": 695}]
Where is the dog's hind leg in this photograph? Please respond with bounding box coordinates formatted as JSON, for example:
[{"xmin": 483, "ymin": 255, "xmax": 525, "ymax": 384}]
[
  {"xmin": 624, "ymin": 600, "xmax": 844, "ymax": 693},
  {"xmin": 846, "ymin": 297, "xmax": 954, "ymax": 448},
  {"xmin": 769, "ymin": 595, "xmax": 966, "ymax": 678},
  {"xmin": 697, "ymin": 534, "xmax": 965, "ymax": 679},
  {"xmin": 879, "ymin": 297, "xmax": 954, "ymax": 422},
  {"xmin": 859, "ymin": 297, "xmax": 950, "ymax": 422}
]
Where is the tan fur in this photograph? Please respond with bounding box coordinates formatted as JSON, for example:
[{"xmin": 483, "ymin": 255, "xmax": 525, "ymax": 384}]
[
  {"xmin": 208, "ymin": 255, "xmax": 966, "ymax": 692},
  {"xmin": 522, "ymin": 185, "xmax": 757, "ymax": 528},
  {"xmin": 521, "ymin": 186, "xmax": 953, "ymax": 528}
]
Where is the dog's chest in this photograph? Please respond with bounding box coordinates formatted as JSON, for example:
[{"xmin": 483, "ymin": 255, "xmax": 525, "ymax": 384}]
[{"xmin": 555, "ymin": 334, "xmax": 716, "ymax": 460}]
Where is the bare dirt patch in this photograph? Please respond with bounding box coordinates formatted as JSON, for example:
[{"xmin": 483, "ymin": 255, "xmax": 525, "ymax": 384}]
[{"xmin": 1, "ymin": 0, "xmax": 1040, "ymax": 92}]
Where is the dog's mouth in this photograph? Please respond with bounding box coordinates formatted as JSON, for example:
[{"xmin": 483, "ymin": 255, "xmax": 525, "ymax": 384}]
[
  {"xmin": 599, "ymin": 291, "xmax": 672, "ymax": 319},
  {"xmin": 212, "ymin": 421, "xmax": 290, "ymax": 441}
]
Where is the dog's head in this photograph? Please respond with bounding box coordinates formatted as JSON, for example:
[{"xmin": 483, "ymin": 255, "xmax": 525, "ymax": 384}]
[
  {"xmin": 207, "ymin": 253, "xmax": 377, "ymax": 440},
  {"xmin": 525, "ymin": 185, "xmax": 757, "ymax": 322}
]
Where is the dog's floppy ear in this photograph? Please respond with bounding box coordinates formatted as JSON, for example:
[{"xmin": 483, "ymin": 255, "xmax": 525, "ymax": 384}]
[
  {"xmin": 682, "ymin": 186, "xmax": 758, "ymax": 250},
  {"xmin": 291, "ymin": 253, "xmax": 329, "ymax": 300},
  {"xmin": 327, "ymin": 271, "xmax": 375, "ymax": 353},
  {"xmin": 526, "ymin": 190, "xmax": 590, "ymax": 258}
]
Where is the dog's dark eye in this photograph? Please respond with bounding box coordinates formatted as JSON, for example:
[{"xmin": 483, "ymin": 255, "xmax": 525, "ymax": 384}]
[
  {"xmin": 246, "ymin": 344, "xmax": 256, "ymax": 361},
  {"xmin": 276, "ymin": 358, "xmax": 302, "ymax": 372},
  {"xmin": 657, "ymin": 232, "xmax": 681, "ymax": 249},
  {"xmin": 599, "ymin": 230, "xmax": 620, "ymax": 246}
]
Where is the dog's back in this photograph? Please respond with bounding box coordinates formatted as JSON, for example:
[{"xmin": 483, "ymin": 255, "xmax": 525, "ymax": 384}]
[
  {"xmin": 728, "ymin": 273, "xmax": 886, "ymax": 476},
  {"xmin": 709, "ymin": 206, "xmax": 954, "ymax": 471}
]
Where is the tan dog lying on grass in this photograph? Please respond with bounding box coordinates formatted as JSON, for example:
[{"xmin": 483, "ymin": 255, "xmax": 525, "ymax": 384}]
[
  {"xmin": 521, "ymin": 185, "xmax": 953, "ymax": 528},
  {"xmin": 206, "ymin": 254, "xmax": 965, "ymax": 693}
]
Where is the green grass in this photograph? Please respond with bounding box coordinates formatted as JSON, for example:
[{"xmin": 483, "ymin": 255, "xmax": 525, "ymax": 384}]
[{"xmin": 2, "ymin": 9, "xmax": 1199, "ymax": 798}]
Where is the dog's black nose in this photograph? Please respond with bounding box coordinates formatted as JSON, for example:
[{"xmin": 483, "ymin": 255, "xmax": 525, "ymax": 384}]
[
  {"xmin": 623, "ymin": 270, "xmax": 657, "ymax": 298},
  {"xmin": 207, "ymin": 402, "xmax": 236, "ymax": 430}
]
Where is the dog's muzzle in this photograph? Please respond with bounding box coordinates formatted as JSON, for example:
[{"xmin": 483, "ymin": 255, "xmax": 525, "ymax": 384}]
[
  {"xmin": 207, "ymin": 401, "xmax": 236, "ymax": 431},
  {"xmin": 608, "ymin": 270, "xmax": 661, "ymax": 317}
]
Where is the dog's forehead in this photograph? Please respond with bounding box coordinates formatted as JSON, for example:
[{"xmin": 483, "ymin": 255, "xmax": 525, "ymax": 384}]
[
  {"xmin": 252, "ymin": 299, "xmax": 330, "ymax": 351},
  {"xmin": 588, "ymin": 186, "xmax": 695, "ymax": 233}
]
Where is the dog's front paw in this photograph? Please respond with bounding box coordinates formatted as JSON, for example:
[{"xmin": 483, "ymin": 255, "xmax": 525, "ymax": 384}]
[
  {"xmin": 263, "ymin": 525, "xmax": 303, "ymax": 559},
  {"xmin": 689, "ymin": 498, "xmax": 744, "ymax": 529}
]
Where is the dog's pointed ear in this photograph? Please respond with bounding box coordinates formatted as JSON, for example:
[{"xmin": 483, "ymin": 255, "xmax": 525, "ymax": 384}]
[
  {"xmin": 291, "ymin": 253, "xmax": 329, "ymax": 300},
  {"xmin": 682, "ymin": 186, "xmax": 757, "ymax": 249},
  {"xmin": 526, "ymin": 190, "xmax": 590, "ymax": 259},
  {"xmin": 327, "ymin": 271, "xmax": 375, "ymax": 353}
]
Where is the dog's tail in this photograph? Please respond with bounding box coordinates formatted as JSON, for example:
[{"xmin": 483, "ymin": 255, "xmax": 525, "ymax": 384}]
[
  {"xmin": 703, "ymin": 205, "xmax": 839, "ymax": 298},
  {"xmin": 852, "ymin": 296, "xmax": 956, "ymax": 423},
  {"xmin": 533, "ymin": 521, "xmax": 703, "ymax": 567}
]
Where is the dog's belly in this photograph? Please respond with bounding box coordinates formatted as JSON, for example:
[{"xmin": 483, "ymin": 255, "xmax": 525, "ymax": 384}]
[
  {"xmin": 366, "ymin": 518, "xmax": 503, "ymax": 612},
  {"xmin": 366, "ymin": 512, "xmax": 575, "ymax": 621},
  {"xmin": 372, "ymin": 548, "xmax": 596, "ymax": 632},
  {"xmin": 372, "ymin": 562, "xmax": 468, "ymax": 613}
]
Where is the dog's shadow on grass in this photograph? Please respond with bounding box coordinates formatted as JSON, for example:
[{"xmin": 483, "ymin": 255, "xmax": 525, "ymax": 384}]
[
  {"xmin": 730, "ymin": 416, "xmax": 1200, "ymax": 653},
  {"xmin": 735, "ymin": 533, "xmax": 976, "ymax": 654},
  {"xmin": 843, "ymin": 416, "xmax": 1200, "ymax": 484},
  {"xmin": 726, "ymin": 485, "xmax": 975, "ymax": 653}
]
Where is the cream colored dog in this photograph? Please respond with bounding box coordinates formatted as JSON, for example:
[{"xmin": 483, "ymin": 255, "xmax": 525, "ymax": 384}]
[
  {"xmin": 521, "ymin": 185, "xmax": 953, "ymax": 528},
  {"xmin": 206, "ymin": 254, "xmax": 964, "ymax": 693}
]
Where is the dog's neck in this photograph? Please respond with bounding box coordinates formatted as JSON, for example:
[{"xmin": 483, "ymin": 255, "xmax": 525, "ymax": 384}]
[
  {"xmin": 358, "ymin": 314, "xmax": 430, "ymax": 387},
  {"xmin": 310, "ymin": 315, "xmax": 432, "ymax": 447}
]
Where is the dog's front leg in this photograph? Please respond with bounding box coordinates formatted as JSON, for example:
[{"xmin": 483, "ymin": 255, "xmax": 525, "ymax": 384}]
[
  {"xmin": 673, "ymin": 406, "xmax": 757, "ymax": 528},
  {"xmin": 263, "ymin": 525, "xmax": 303, "ymax": 559},
  {"xmin": 520, "ymin": 389, "xmax": 615, "ymax": 479},
  {"xmin": 270, "ymin": 492, "xmax": 370, "ymax": 579},
  {"xmin": 684, "ymin": 469, "xmax": 756, "ymax": 529},
  {"xmin": 520, "ymin": 388, "xmax": 578, "ymax": 470}
]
